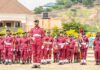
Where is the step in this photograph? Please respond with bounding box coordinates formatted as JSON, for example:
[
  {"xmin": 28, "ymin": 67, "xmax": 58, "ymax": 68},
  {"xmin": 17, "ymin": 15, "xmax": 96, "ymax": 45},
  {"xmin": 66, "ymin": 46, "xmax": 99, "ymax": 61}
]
[
  {"xmin": 87, "ymin": 50, "xmax": 94, "ymax": 54},
  {"xmin": 87, "ymin": 54, "xmax": 94, "ymax": 57},
  {"xmin": 87, "ymin": 58, "xmax": 95, "ymax": 62}
]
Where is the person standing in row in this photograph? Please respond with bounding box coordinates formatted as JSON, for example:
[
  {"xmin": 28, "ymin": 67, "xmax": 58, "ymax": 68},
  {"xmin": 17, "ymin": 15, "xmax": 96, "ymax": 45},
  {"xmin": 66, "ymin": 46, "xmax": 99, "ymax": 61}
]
[
  {"xmin": 93, "ymin": 32, "xmax": 100, "ymax": 65},
  {"xmin": 64, "ymin": 34, "xmax": 70, "ymax": 63},
  {"xmin": 80, "ymin": 32, "xmax": 89, "ymax": 65},
  {"xmin": 20, "ymin": 32, "xmax": 29, "ymax": 64},
  {"xmin": 0, "ymin": 34, "xmax": 4, "ymax": 64},
  {"xmin": 56, "ymin": 32, "xmax": 66, "ymax": 65},
  {"xmin": 4, "ymin": 30, "xmax": 13, "ymax": 65},
  {"xmin": 41, "ymin": 32, "xmax": 48, "ymax": 64},
  {"xmin": 46, "ymin": 31, "xmax": 53, "ymax": 64},
  {"xmin": 53, "ymin": 36, "xmax": 58, "ymax": 63},
  {"xmin": 68, "ymin": 36, "xmax": 75, "ymax": 63},
  {"xmin": 30, "ymin": 20, "xmax": 45, "ymax": 68},
  {"xmin": 12, "ymin": 33, "xmax": 19, "ymax": 63}
]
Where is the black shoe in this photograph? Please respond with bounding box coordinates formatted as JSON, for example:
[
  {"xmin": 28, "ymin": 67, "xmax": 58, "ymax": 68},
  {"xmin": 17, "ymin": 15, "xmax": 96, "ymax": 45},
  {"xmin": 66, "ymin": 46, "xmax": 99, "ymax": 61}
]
[
  {"xmin": 37, "ymin": 65, "xmax": 40, "ymax": 68},
  {"xmin": 83, "ymin": 63, "xmax": 87, "ymax": 65},
  {"xmin": 71, "ymin": 60, "xmax": 72, "ymax": 63},
  {"xmin": 98, "ymin": 61, "xmax": 100, "ymax": 65},
  {"xmin": 47, "ymin": 61, "xmax": 51, "ymax": 64},
  {"xmin": 41, "ymin": 62, "xmax": 44, "ymax": 64},
  {"xmin": 80, "ymin": 63, "xmax": 83, "ymax": 65},
  {"xmin": 9, "ymin": 62, "xmax": 12, "ymax": 65},
  {"xmin": 59, "ymin": 62, "xmax": 63, "ymax": 65},
  {"xmin": 32, "ymin": 65, "xmax": 37, "ymax": 68},
  {"xmin": 68, "ymin": 60, "xmax": 70, "ymax": 63},
  {"xmin": 22, "ymin": 61, "xmax": 25, "ymax": 64},
  {"xmin": 96, "ymin": 61, "xmax": 99, "ymax": 65},
  {"xmin": 4, "ymin": 61, "xmax": 8, "ymax": 65},
  {"xmin": 27, "ymin": 60, "xmax": 29, "ymax": 64},
  {"xmin": 29, "ymin": 60, "xmax": 31, "ymax": 64}
]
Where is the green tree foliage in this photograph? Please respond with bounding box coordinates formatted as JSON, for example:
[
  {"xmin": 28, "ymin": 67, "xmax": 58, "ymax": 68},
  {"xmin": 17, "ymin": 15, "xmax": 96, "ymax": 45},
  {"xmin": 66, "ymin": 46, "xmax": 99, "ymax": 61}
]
[
  {"xmin": 53, "ymin": 0, "xmax": 95, "ymax": 10},
  {"xmin": 34, "ymin": 6, "xmax": 44, "ymax": 14},
  {"xmin": 51, "ymin": 26, "xmax": 60, "ymax": 37},
  {"xmin": 34, "ymin": 6, "xmax": 52, "ymax": 14},
  {"xmin": 62, "ymin": 22, "xmax": 82, "ymax": 33},
  {"xmin": 64, "ymin": 0, "xmax": 73, "ymax": 8},
  {"xmin": 44, "ymin": 8, "xmax": 52, "ymax": 12},
  {"xmin": 82, "ymin": 0, "xmax": 94, "ymax": 7},
  {"xmin": 62, "ymin": 22, "xmax": 98, "ymax": 33}
]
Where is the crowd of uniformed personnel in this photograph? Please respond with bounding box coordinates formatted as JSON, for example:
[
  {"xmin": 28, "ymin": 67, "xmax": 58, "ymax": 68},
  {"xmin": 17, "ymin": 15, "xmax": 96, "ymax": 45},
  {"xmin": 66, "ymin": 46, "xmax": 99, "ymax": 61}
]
[{"xmin": 0, "ymin": 20, "xmax": 99, "ymax": 68}]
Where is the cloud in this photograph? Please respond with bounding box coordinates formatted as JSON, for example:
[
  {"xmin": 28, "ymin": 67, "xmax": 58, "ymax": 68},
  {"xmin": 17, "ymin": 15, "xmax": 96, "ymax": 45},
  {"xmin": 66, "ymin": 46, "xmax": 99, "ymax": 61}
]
[{"xmin": 18, "ymin": 0, "xmax": 56, "ymax": 10}]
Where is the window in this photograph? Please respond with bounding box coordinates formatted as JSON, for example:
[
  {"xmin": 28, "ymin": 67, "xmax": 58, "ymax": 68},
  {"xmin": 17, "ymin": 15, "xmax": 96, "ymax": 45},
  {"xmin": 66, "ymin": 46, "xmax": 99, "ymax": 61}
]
[
  {"xmin": 0, "ymin": 23, "xmax": 3, "ymax": 27},
  {"xmin": 15, "ymin": 22, "xmax": 20, "ymax": 27},
  {"xmin": 6, "ymin": 23, "xmax": 11, "ymax": 27}
]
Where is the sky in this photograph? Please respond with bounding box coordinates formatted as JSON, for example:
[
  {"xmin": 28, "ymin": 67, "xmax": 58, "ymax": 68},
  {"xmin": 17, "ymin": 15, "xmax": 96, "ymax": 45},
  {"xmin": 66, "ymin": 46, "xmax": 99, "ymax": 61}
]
[{"xmin": 18, "ymin": 0, "xmax": 56, "ymax": 10}]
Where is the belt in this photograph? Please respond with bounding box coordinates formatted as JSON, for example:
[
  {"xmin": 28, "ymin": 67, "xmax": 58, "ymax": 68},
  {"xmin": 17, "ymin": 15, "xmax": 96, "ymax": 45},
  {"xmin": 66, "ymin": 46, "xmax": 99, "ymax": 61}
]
[
  {"xmin": 58, "ymin": 43, "xmax": 65, "ymax": 45},
  {"xmin": 4, "ymin": 41, "xmax": 11, "ymax": 45},
  {"xmin": 44, "ymin": 41, "xmax": 48, "ymax": 44},
  {"xmin": 33, "ymin": 34, "xmax": 41, "ymax": 37},
  {"xmin": 48, "ymin": 42, "xmax": 53, "ymax": 44},
  {"xmin": 81, "ymin": 43, "xmax": 86, "ymax": 45},
  {"xmin": 66, "ymin": 42, "xmax": 69, "ymax": 44}
]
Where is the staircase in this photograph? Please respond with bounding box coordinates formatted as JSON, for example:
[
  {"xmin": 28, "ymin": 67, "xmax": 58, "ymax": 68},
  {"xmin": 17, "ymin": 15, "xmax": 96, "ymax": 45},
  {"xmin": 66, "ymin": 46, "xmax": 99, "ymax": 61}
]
[{"xmin": 87, "ymin": 48, "xmax": 95, "ymax": 62}]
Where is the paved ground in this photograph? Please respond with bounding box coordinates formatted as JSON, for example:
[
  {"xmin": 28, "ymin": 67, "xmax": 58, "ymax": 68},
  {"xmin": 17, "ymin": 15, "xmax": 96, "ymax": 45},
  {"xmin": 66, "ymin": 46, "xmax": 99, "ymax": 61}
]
[{"xmin": 0, "ymin": 62, "xmax": 100, "ymax": 70}]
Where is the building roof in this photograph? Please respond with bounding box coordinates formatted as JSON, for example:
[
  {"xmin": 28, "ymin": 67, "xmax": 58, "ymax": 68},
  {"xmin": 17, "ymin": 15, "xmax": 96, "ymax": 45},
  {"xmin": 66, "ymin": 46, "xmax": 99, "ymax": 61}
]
[
  {"xmin": 43, "ymin": 2, "xmax": 55, "ymax": 7},
  {"xmin": 0, "ymin": 0, "xmax": 33, "ymax": 14}
]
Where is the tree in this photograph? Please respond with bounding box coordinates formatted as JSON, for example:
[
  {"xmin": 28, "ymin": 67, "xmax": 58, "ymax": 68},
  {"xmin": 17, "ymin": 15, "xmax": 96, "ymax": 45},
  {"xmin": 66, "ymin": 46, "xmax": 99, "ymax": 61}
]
[
  {"xmin": 44, "ymin": 8, "xmax": 52, "ymax": 12},
  {"xmin": 62, "ymin": 22, "xmax": 88, "ymax": 33},
  {"xmin": 51, "ymin": 26, "xmax": 60, "ymax": 37},
  {"xmin": 82, "ymin": 0, "xmax": 94, "ymax": 7},
  {"xmin": 34, "ymin": 6, "xmax": 44, "ymax": 14},
  {"xmin": 64, "ymin": 0, "xmax": 73, "ymax": 8}
]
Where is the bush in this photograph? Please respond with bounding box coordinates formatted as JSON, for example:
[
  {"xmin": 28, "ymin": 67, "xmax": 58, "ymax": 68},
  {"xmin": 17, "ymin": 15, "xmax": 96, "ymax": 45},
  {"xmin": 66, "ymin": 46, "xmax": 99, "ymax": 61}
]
[
  {"xmin": 64, "ymin": 0, "xmax": 73, "ymax": 8},
  {"xmin": 51, "ymin": 26, "xmax": 60, "ymax": 37},
  {"xmin": 34, "ymin": 6, "xmax": 44, "ymax": 14},
  {"xmin": 82, "ymin": 0, "xmax": 94, "ymax": 7}
]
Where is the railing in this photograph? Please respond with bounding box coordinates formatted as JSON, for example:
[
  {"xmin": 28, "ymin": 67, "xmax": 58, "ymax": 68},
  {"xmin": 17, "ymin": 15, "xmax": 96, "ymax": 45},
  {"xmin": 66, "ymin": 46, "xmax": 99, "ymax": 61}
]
[{"xmin": 0, "ymin": 27, "xmax": 21, "ymax": 32}]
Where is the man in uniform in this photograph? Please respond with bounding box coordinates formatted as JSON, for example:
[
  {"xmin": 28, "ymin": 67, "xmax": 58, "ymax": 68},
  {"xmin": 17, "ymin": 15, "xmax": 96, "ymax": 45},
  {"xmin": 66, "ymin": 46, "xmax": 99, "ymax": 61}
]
[
  {"xmin": 46, "ymin": 31, "xmax": 53, "ymax": 64},
  {"xmin": 93, "ymin": 32, "xmax": 100, "ymax": 65},
  {"xmin": 0, "ymin": 34, "xmax": 4, "ymax": 64},
  {"xmin": 4, "ymin": 30, "xmax": 13, "ymax": 65},
  {"xmin": 16, "ymin": 33, "xmax": 21, "ymax": 63},
  {"xmin": 56, "ymin": 32, "xmax": 66, "ymax": 65},
  {"xmin": 64, "ymin": 34, "xmax": 70, "ymax": 63},
  {"xmin": 53, "ymin": 36, "xmax": 58, "ymax": 63},
  {"xmin": 12, "ymin": 33, "xmax": 19, "ymax": 63},
  {"xmin": 69, "ymin": 36, "xmax": 75, "ymax": 63},
  {"xmin": 30, "ymin": 20, "xmax": 45, "ymax": 68},
  {"xmin": 80, "ymin": 32, "xmax": 89, "ymax": 65},
  {"xmin": 20, "ymin": 32, "xmax": 28, "ymax": 64},
  {"xmin": 41, "ymin": 32, "xmax": 48, "ymax": 64}
]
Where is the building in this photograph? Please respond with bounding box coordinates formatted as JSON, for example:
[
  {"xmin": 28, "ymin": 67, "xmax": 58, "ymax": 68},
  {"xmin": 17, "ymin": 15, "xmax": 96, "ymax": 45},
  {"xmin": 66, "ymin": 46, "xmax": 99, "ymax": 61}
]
[{"xmin": 0, "ymin": 0, "xmax": 34, "ymax": 31}]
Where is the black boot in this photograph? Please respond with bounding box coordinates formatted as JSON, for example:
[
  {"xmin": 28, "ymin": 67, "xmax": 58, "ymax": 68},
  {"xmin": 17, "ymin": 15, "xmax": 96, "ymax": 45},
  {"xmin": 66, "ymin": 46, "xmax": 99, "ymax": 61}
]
[
  {"xmin": 22, "ymin": 61, "xmax": 25, "ymax": 64},
  {"xmin": 53, "ymin": 59, "xmax": 55, "ymax": 63},
  {"xmin": 29, "ymin": 60, "xmax": 31, "ymax": 64},
  {"xmin": 0, "ymin": 59, "xmax": 1, "ymax": 64},
  {"xmin": 98, "ymin": 61, "xmax": 100, "ymax": 65},
  {"xmin": 27, "ymin": 60, "xmax": 29, "ymax": 64},
  {"xmin": 71, "ymin": 60, "xmax": 72, "ymax": 63},
  {"xmin": 32, "ymin": 65, "xmax": 37, "ymax": 68},
  {"xmin": 96, "ymin": 61, "xmax": 99, "ymax": 65},
  {"xmin": 37, "ymin": 65, "xmax": 40, "ymax": 68},
  {"xmin": 4, "ymin": 61, "xmax": 8, "ymax": 65}
]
